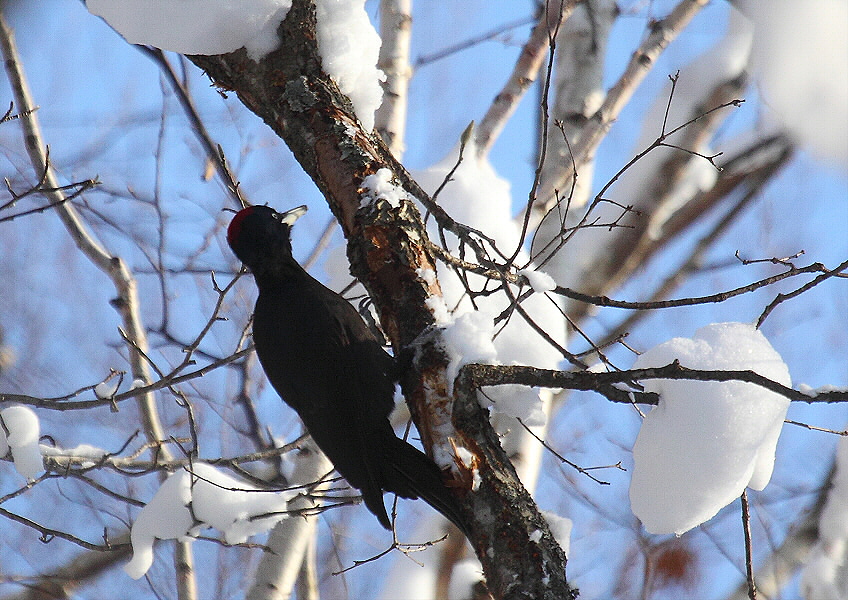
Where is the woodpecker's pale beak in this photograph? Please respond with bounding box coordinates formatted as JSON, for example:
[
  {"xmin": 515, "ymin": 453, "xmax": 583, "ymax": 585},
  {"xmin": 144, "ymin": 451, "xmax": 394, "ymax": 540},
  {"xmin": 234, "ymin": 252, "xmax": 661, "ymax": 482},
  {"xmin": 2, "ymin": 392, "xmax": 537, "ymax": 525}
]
[{"xmin": 280, "ymin": 205, "xmax": 308, "ymax": 226}]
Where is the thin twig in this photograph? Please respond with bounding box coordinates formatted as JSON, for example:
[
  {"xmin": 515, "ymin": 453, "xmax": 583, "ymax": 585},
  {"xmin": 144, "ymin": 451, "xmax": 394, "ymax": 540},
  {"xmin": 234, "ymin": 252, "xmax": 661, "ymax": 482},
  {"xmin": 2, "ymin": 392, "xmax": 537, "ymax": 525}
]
[
  {"xmin": 740, "ymin": 490, "xmax": 758, "ymax": 600},
  {"xmin": 757, "ymin": 258, "xmax": 848, "ymax": 327},
  {"xmin": 516, "ymin": 418, "xmax": 620, "ymax": 484},
  {"xmin": 0, "ymin": 506, "xmax": 130, "ymax": 552},
  {"xmin": 136, "ymin": 47, "xmax": 246, "ymax": 208},
  {"xmin": 533, "ymin": 0, "xmax": 710, "ymax": 215}
]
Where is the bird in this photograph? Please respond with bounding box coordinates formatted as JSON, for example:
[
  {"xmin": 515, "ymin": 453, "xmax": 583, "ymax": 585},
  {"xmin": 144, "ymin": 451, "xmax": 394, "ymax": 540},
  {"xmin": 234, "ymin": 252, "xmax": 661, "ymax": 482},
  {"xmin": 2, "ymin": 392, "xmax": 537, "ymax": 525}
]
[{"xmin": 227, "ymin": 204, "xmax": 467, "ymax": 535}]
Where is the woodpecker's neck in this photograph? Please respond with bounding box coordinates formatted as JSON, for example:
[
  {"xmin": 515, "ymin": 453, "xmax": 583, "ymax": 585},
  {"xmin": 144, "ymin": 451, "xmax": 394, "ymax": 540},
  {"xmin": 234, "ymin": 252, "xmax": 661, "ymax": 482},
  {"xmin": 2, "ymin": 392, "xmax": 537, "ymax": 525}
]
[{"xmin": 250, "ymin": 252, "xmax": 312, "ymax": 292}]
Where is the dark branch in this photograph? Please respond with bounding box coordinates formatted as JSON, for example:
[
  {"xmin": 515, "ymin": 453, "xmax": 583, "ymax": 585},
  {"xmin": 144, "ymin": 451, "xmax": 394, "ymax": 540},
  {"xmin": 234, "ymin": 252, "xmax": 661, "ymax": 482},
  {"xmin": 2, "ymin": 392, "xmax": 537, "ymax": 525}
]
[{"xmin": 455, "ymin": 362, "xmax": 848, "ymax": 406}]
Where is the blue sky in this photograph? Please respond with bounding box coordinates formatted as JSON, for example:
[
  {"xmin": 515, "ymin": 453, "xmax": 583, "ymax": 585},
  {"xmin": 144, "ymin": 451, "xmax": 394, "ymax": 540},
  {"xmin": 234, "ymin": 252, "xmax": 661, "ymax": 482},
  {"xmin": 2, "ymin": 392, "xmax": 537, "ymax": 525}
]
[{"xmin": 0, "ymin": 1, "xmax": 846, "ymax": 598}]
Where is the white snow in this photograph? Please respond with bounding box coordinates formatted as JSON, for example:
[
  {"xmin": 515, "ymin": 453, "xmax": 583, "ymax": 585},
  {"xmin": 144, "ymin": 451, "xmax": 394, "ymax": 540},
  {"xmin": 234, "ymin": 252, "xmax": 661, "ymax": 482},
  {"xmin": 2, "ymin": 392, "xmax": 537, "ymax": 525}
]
[
  {"xmin": 0, "ymin": 406, "xmax": 43, "ymax": 480},
  {"xmin": 124, "ymin": 463, "xmax": 294, "ymax": 579},
  {"xmin": 744, "ymin": 0, "xmax": 848, "ymax": 167},
  {"xmin": 414, "ymin": 138, "xmax": 567, "ymax": 427},
  {"xmin": 315, "ymin": 0, "xmax": 385, "ymax": 131},
  {"xmin": 88, "ymin": 0, "xmax": 385, "ymax": 130},
  {"xmin": 94, "ymin": 378, "xmax": 120, "ymax": 399},
  {"xmin": 448, "ymin": 559, "xmax": 485, "ymax": 600},
  {"xmin": 801, "ymin": 431, "xmax": 848, "ymax": 599},
  {"xmin": 441, "ymin": 311, "xmax": 499, "ymax": 395},
  {"xmin": 424, "ymin": 295, "xmax": 452, "ymax": 325},
  {"xmin": 629, "ymin": 322, "xmax": 791, "ymax": 535},
  {"xmin": 451, "ymin": 444, "xmax": 481, "ymax": 491},
  {"xmin": 87, "ymin": 1, "xmax": 292, "ymax": 60},
  {"xmin": 518, "ymin": 268, "xmax": 557, "ymax": 293},
  {"xmin": 41, "ymin": 444, "xmax": 108, "ymax": 468},
  {"xmin": 359, "ymin": 168, "xmax": 408, "ymax": 208},
  {"xmin": 542, "ymin": 510, "xmax": 573, "ymax": 558},
  {"xmin": 416, "ymin": 267, "xmax": 437, "ymax": 286},
  {"xmin": 41, "ymin": 443, "xmax": 107, "ymax": 459},
  {"xmin": 799, "ymin": 383, "xmax": 848, "ymax": 396}
]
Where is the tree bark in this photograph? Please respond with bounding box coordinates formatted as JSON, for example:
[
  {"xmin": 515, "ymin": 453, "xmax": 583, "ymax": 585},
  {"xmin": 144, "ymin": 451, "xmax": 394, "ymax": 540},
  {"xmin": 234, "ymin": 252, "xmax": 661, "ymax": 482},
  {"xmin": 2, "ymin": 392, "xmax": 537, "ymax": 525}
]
[{"xmin": 189, "ymin": 2, "xmax": 573, "ymax": 597}]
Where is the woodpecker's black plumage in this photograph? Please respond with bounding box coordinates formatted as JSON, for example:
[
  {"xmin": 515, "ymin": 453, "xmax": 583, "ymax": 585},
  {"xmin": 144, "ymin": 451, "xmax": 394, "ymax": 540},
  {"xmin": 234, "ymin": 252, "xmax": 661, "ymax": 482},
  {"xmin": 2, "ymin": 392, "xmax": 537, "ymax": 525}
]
[{"xmin": 227, "ymin": 205, "xmax": 466, "ymax": 534}]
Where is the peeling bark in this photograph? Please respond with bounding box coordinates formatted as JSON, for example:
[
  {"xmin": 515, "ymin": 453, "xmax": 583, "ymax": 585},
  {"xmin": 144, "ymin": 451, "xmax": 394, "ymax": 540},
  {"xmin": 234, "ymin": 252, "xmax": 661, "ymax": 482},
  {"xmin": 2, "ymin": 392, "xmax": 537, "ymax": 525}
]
[{"xmin": 189, "ymin": 2, "xmax": 573, "ymax": 597}]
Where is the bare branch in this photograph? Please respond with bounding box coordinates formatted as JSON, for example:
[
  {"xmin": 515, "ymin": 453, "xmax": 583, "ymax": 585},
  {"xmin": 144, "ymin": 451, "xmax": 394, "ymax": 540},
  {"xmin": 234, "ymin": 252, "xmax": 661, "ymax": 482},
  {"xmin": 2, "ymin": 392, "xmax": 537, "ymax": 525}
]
[
  {"xmin": 533, "ymin": 0, "xmax": 709, "ymax": 214},
  {"xmin": 740, "ymin": 490, "xmax": 758, "ymax": 600},
  {"xmin": 0, "ymin": 347, "xmax": 252, "ymax": 411},
  {"xmin": 475, "ymin": 1, "xmax": 578, "ymax": 156},
  {"xmin": 456, "ymin": 362, "xmax": 848, "ymax": 406},
  {"xmin": 136, "ymin": 46, "xmax": 247, "ymax": 209},
  {"xmin": 374, "ymin": 0, "xmax": 412, "ymax": 158},
  {"xmin": 757, "ymin": 257, "xmax": 848, "ymax": 327},
  {"xmin": 0, "ymin": 13, "xmax": 171, "ymax": 452},
  {"xmin": 0, "ymin": 506, "xmax": 130, "ymax": 552}
]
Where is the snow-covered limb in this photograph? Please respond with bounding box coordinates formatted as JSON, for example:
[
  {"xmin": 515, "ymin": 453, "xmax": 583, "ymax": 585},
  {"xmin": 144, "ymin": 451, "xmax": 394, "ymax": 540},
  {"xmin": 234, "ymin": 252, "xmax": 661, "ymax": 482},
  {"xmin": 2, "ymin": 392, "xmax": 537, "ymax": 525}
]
[
  {"xmin": 451, "ymin": 345, "xmax": 575, "ymax": 600},
  {"xmin": 359, "ymin": 167, "xmax": 410, "ymax": 209},
  {"xmin": 414, "ymin": 137, "xmax": 567, "ymax": 499},
  {"xmin": 88, "ymin": 0, "xmax": 292, "ymax": 58},
  {"xmin": 2, "ymin": 0, "xmax": 842, "ymax": 597},
  {"xmin": 629, "ymin": 322, "xmax": 790, "ymax": 535},
  {"xmin": 124, "ymin": 463, "xmax": 296, "ymax": 579},
  {"xmin": 37, "ymin": 436, "xmax": 304, "ymax": 476},
  {"xmin": 452, "ymin": 360, "xmax": 848, "ymax": 406},
  {"xmin": 518, "ymin": 268, "xmax": 556, "ymax": 293},
  {"xmin": 188, "ymin": 19, "xmax": 578, "ymax": 590},
  {"xmin": 90, "ymin": 0, "xmax": 385, "ymax": 132}
]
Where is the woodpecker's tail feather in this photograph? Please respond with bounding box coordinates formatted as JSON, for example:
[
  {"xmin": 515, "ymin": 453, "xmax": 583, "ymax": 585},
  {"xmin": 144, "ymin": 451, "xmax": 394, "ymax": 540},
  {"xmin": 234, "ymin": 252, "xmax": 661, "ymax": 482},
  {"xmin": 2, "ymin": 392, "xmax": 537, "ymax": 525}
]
[
  {"xmin": 361, "ymin": 486, "xmax": 393, "ymax": 530},
  {"xmin": 379, "ymin": 431, "xmax": 470, "ymax": 539}
]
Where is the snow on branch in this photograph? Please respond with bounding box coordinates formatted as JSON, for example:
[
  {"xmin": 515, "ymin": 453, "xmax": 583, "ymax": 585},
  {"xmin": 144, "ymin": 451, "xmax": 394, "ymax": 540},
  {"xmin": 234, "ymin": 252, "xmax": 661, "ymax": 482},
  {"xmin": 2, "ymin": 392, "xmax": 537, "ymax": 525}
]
[{"xmin": 455, "ymin": 359, "xmax": 848, "ymax": 406}]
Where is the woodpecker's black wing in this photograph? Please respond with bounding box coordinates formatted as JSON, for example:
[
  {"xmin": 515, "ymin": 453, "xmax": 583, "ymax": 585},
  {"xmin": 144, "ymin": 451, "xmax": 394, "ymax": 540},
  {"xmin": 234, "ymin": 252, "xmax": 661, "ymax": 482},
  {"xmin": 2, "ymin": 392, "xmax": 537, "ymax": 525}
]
[
  {"xmin": 253, "ymin": 271, "xmax": 467, "ymax": 534},
  {"xmin": 252, "ymin": 273, "xmax": 397, "ymax": 526},
  {"xmin": 229, "ymin": 205, "xmax": 467, "ymax": 534}
]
